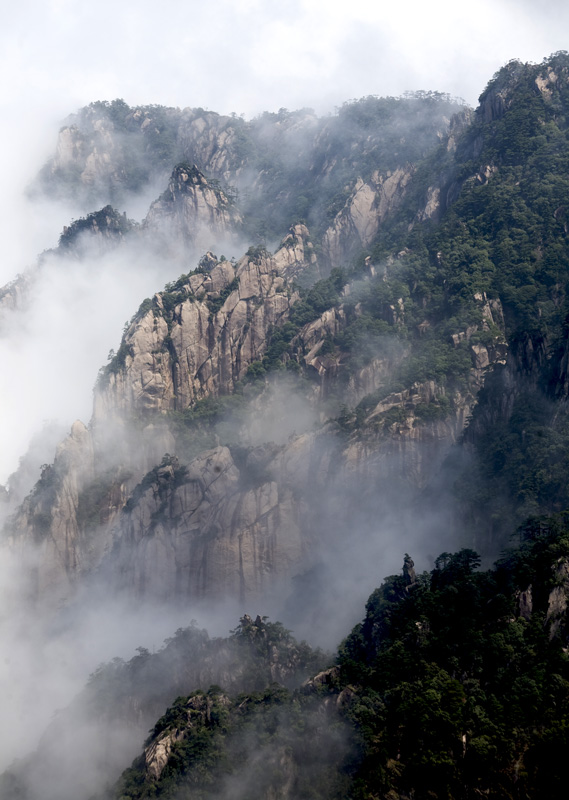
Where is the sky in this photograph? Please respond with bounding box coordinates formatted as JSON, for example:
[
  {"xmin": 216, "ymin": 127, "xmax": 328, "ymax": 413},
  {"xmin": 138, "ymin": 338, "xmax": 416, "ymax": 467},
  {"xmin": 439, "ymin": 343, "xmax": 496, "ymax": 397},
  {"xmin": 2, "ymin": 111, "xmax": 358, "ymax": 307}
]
[
  {"xmin": 0, "ymin": 0, "xmax": 568, "ymax": 481},
  {"xmin": 1, "ymin": 0, "xmax": 568, "ymax": 264},
  {"xmin": 1, "ymin": 0, "xmax": 567, "ymax": 120}
]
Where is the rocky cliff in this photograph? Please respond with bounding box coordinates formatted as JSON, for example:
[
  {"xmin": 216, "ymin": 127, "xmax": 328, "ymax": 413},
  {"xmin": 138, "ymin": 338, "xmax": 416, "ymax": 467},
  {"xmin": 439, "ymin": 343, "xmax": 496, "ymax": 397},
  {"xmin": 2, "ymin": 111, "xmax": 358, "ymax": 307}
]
[
  {"xmin": 35, "ymin": 93, "xmax": 463, "ymax": 252},
  {"xmin": 4, "ymin": 52, "xmax": 569, "ymax": 800},
  {"xmin": 322, "ymin": 167, "xmax": 414, "ymax": 267},
  {"xmin": 6, "ymin": 260, "xmax": 505, "ymax": 611},
  {"xmin": 95, "ymin": 245, "xmax": 297, "ymax": 418},
  {"xmin": 6, "ymin": 53, "xmax": 569, "ymax": 625}
]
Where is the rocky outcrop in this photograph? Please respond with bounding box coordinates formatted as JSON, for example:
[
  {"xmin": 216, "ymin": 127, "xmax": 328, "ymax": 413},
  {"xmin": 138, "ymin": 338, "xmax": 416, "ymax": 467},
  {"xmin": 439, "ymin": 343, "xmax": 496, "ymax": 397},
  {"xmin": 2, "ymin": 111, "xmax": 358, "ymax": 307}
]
[
  {"xmin": 143, "ymin": 164, "xmax": 242, "ymax": 251},
  {"xmin": 298, "ymin": 305, "xmax": 408, "ymax": 407},
  {"xmin": 105, "ymin": 445, "xmax": 309, "ymax": 604},
  {"xmin": 418, "ymin": 186, "xmax": 441, "ymax": 221},
  {"xmin": 6, "ymin": 420, "xmax": 95, "ymax": 603},
  {"xmin": 176, "ymin": 109, "xmax": 250, "ymax": 182},
  {"xmin": 535, "ymin": 65, "xmax": 562, "ymax": 100},
  {"xmin": 448, "ymin": 291, "xmax": 507, "ymax": 366},
  {"xmin": 445, "ymin": 108, "xmax": 474, "ymax": 153},
  {"xmin": 272, "ymin": 223, "xmax": 320, "ymax": 281},
  {"xmin": 1, "ymin": 206, "xmax": 135, "ymax": 321},
  {"xmin": 5, "ymin": 415, "xmax": 176, "ymax": 605},
  {"xmin": 464, "ymin": 326, "xmax": 548, "ymax": 447},
  {"xmin": 546, "ymin": 558, "xmax": 569, "ymax": 639},
  {"xmin": 322, "ymin": 168, "xmax": 414, "ymax": 268},
  {"xmin": 58, "ymin": 205, "xmax": 135, "ymax": 255},
  {"xmin": 299, "ymin": 306, "xmax": 348, "ymax": 390},
  {"xmin": 37, "ymin": 114, "xmax": 127, "ymax": 203},
  {"xmin": 8, "ymin": 394, "xmax": 474, "ymax": 610},
  {"xmin": 0, "ymin": 270, "xmax": 34, "ymax": 317},
  {"xmin": 144, "ymin": 728, "xmax": 184, "ymax": 782},
  {"xmin": 95, "ymin": 247, "xmax": 297, "ymax": 418},
  {"xmin": 144, "ymin": 693, "xmax": 232, "ymax": 782},
  {"xmin": 343, "ymin": 384, "xmax": 471, "ymax": 491},
  {"xmin": 517, "ymin": 586, "xmax": 533, "ymax": 620},
  {"xmin": 476, "ymin": 60, "xmax": 526, "ymax": 125}
]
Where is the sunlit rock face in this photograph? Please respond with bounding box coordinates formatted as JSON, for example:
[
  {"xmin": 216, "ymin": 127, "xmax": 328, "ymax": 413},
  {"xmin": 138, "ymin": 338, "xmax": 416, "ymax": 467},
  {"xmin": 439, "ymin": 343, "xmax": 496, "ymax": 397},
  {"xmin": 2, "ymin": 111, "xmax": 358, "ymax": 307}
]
[{"xmin": 94, "ymin": 250, "xmax": 298, "ymax": 419}]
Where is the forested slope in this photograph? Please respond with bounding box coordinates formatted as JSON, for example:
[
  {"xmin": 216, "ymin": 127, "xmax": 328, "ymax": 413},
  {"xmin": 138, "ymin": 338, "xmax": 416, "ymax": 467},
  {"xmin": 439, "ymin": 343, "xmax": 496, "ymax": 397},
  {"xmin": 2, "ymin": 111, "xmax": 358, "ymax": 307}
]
[{"xmin": 92, "ymin": 517, "xmax": 569, "ymax": 800}]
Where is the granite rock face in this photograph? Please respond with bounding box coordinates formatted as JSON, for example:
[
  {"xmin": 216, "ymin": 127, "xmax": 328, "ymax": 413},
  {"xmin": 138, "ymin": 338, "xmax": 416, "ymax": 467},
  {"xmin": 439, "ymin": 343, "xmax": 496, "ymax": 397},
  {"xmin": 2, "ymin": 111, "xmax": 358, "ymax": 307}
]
[
  {"xmin": 5, "ymin": 247, "xmax": 508, "ymax": 608},
  {"xmin": 7, "ymin": 420, "xmax": 95, "ymax": 603},
  {"xmin": 95, "ymin": 249, "xmax": 297, "ymax": 419},
  {"xmin": 107, "ymin": 446, "xmax": 306, "ymax": 604},
  {"xmin": 547, "ymin": 558, "xmax": 569, "ymax": 639},
  {"xmin": 143, "ymin": 164, "xmax": 242, "ymax": 252},
  {"xmin": 322, "ymin": 168, "xmax": 414, "ymax": 268}
]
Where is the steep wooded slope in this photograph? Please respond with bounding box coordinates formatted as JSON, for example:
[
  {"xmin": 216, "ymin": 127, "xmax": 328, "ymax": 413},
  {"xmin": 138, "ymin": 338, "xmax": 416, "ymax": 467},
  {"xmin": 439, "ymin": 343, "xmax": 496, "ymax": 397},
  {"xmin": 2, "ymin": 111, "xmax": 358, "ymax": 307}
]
[{"xmin": 90, "ymin": 522, "xmax": 569, "ymax": 800}]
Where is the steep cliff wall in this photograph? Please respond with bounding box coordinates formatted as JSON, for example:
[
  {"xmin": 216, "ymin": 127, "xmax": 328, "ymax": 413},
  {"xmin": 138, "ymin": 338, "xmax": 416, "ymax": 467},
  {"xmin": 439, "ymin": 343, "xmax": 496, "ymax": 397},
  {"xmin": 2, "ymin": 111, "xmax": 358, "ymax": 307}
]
[
  {"xmin": 95, "ymin": 251, "xmax": 298, "ymax": 418},
  {"xmin": 322, "ymin": 167, "xmax": 414, "ymax": 267},
  {"xmin": 4, "ymin": 228, "xmax": 509, "ymax": 610}
]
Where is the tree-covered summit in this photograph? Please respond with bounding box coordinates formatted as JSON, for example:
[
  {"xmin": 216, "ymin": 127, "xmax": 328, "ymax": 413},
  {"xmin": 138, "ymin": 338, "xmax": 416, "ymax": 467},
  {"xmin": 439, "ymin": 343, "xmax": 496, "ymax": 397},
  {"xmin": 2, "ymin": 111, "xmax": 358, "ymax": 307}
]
[{"xmin": 96, "ymin": 517, "xmax": 569, "ymax": 800}]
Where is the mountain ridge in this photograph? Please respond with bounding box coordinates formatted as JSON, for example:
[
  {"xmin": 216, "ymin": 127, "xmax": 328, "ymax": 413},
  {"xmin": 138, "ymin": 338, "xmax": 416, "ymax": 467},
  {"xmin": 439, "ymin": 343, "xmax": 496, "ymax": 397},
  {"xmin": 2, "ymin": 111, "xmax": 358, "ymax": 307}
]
[{"xmin": 3, "ymin": 51, "xmax": 569, "ymax": 799}]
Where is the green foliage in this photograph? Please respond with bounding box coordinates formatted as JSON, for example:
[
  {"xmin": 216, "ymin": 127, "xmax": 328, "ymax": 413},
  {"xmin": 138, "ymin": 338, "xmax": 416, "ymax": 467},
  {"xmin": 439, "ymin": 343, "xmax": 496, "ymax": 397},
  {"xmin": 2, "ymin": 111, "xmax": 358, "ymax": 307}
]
[
  {"xmin": 413, "ymin": 395, "xmax": 452, "ymax": 422},
  {"xmin": 116, "ymin": 683, "xmax": 349, "ymax": 800},
  {"xmin": 107, "ymin": 524, "xmax": 569, "ymax": 800},
  {"xmin": 167, "ymin": 391, "xmax": 251, "ymax": 462},
  {"xmin": 235, "ymin": 94, "xmax": 465, "ymax": 241},
  {"xmin": 134, "ymin": 297, "xmax": 153, "ymax": 319},
  {"xmin": 245, "ymin": 244, "xmax": 270, "ymax": 261},
  {"xmin": 83, "ymin": 614, "xmax": 332, "ymax": 800},
  {"xmin": 88, "ymin": 99, "xmax": 132, "ymax": 129},
  {"xmin": 18, "ymin": 463, "xmax": 63, "ymax": 541},
  {"xmin": 58, "ymin": 205, "xmax": 133, "ymax": 250},
  {"xmin": 97, "ymin": 339, "xmax": 133, "ymax": 387},
  {"xmin": 337, "ymin": 529, "xmax": 569, "ymax": 799},
  {"xmin": 89, "ymin": 100, "xmax": 183, "ymax": 178},
  {"xmin": 243, "ymin": 269, "xmax": 347, "ymax": 380}
]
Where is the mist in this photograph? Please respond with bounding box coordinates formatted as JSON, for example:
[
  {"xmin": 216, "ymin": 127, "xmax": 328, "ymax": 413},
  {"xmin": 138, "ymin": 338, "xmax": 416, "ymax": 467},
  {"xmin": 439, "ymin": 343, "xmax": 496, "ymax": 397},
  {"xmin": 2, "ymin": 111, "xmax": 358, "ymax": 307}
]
[
  {"xmin": 0, "ymin": 6, "xmax": 565, "ymax": 798},
  {"xmin": 0, "ymin": 537, "xmax": 245, "ymax": 784},
  {"xmin": 0, "ymin": 236, "xmax": 202, "ymax": 486}
]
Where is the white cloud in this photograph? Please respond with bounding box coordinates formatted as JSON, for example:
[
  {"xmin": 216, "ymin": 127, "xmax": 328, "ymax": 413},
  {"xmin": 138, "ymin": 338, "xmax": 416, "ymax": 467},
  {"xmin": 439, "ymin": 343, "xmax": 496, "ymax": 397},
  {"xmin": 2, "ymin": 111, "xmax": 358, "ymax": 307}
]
[
  {"xmin": 1, "ymin": 0, "xmax": 567, "ymax": 119},
  {"xmin": 0, "ymin": 240, "xmax": 194, "ymax": 485}
]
